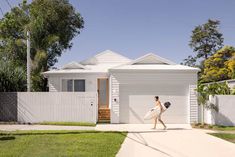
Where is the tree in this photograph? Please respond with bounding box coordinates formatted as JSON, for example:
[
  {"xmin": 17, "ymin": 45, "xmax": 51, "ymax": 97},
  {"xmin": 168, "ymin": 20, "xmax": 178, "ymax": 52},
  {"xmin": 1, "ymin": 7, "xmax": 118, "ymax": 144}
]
[
  {"xmin": 197, "ymin": 82, "xmax": 231, "ymax": 125},
  {"xmin": 0, "ymin": 61, "xmax": 26, "ymax": 92},
  {"xmin": 201, "ymin": 46, "xmax": 235, "ymax": 83},
  {"xmin": 197, "ymin": 84, "xmax": 209, "ymax": 125},
  {"xmin": 0, "ymin": 6, "xmax": 28, "ymax": 68},
  {"xmin": 181, "ymin": 55, "xmax": 197, "ymax": 67},
  {"xmin": 0, "ymin": 0, "xmax": 84, "ymax": 91},
  {"xmin": 189, "ymin": 19, "xmax": 224, "ymax": 60}
]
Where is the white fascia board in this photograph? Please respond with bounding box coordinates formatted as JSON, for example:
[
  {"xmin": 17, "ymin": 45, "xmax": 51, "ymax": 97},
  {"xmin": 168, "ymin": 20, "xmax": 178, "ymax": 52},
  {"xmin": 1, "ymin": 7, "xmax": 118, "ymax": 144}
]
[
  {"xmin": 42, "ymin": 71, "xmax": 108, "ymax": 78},
  {"xmin": 109, "ymin": 68, "xmax": 200, "ymax": 73}
]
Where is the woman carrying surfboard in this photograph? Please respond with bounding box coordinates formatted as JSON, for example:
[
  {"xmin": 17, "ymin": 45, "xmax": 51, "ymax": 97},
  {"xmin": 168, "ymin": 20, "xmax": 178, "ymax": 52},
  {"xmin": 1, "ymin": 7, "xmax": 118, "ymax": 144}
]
[
  {"xmin": 153, "ymin": 96, "xmax": 167, "ymax": 130},
  {"xmin": 143, "ymin": 96, "xmax": 171, "ymax": 129}
]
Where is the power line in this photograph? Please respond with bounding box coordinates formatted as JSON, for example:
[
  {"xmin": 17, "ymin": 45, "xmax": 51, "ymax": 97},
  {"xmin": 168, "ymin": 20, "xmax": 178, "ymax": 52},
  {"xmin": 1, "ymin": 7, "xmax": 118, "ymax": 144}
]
[
  {"xmin": 0, "ymin": 0, "xmax": 5, "ymax": 16},
  {"xmin": 5, "ymin": 0, "xmax": 12, "ymax": 9},
  {"xmin": 0, "ymin": 6, "xmax": 4, "ymax": 16},
  {"xmin": 0, "ymin": 0, "xmax": 12, "ymax": 17}
]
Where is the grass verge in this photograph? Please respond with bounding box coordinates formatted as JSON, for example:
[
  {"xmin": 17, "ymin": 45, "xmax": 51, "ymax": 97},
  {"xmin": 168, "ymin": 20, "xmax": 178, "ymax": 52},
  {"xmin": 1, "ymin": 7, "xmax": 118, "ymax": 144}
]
[
  {"xmin": 0, "ymin": 130, "xmax": 127, "ymax": 157},
  {"xmin": 209, "ymin": 133, "xmax": 235, "ymax": 143},
  {"xmin": 192, "ymin": 123, "xmax": 235, "ymax": 131},
  {"xmin": 39, "ymin": 121, "xmax": 96, "ymax": 127}
]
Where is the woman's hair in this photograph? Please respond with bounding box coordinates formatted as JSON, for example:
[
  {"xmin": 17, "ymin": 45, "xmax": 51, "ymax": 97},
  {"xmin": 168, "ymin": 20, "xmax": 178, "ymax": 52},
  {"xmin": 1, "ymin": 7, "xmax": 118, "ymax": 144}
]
[{"xmin": 155, "ymin": 96, "xmax": 159, "ymax": 100}]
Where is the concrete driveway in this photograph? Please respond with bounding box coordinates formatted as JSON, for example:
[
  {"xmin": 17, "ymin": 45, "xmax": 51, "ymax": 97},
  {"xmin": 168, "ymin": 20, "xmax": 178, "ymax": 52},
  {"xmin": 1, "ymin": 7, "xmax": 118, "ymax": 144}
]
[{"xmin": 110, "ymin": 125, "xmax": 235, "ymax": 157}]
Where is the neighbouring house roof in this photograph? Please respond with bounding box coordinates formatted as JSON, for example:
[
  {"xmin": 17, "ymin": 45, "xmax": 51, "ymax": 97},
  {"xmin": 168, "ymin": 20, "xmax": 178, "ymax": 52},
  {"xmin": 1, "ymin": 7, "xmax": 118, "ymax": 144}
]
[
  {"xmin": 203, "ymin": 79, "xmax": 235, "ymax": 89},
  {"xmin": 204, "ymin": 79, "xmax": 235, "ymax": 84},
  {"xmin": 43, "ymin": 50, "xmax": 200, "ymax": 76},
  {"xmin": 226, "ymin": 79, "xmax": 235, "ymax": 83}
]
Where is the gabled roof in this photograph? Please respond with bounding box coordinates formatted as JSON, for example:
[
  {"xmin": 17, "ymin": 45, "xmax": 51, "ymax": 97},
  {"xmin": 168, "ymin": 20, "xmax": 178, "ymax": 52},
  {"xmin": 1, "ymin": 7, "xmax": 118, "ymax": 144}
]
[
  {"xmin": 80, "ymin": 50, "xmax": 131, "ymax": 65},
  {"xmin": 128, "ymin": 53, "xmax": 176, "ymax": 65},
  {"xmin": 43, "ymin": 50, "xmax": 132, "ymax": 75},
  {"xmin": 43, "ymin": 51, "xmax": 200, "ymax": 76},
  {"xmin": 62, "ymin": 61, "xmax": 90, "ymax": 70},
  {"xmin": 109, "ymin": 53, "xmax": 200, "ymax": 72}
]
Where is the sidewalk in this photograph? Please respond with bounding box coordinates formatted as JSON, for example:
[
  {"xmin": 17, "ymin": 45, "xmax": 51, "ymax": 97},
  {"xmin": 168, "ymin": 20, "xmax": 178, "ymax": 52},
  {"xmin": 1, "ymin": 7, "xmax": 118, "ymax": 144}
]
[
  {"xmin": 95, "ymin": 124, "xmax": 192, "ymax": 132},
  {"xmin": 0, "ymin": 124, "xmax": 95, "ymax": 131},
  {"xmin": 0, "ymin": 124, "xmax": 191, "ymax": 132}
]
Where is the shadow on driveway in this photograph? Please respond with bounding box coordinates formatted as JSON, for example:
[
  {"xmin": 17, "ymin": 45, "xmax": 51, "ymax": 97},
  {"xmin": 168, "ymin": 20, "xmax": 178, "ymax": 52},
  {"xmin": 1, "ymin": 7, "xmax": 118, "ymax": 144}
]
[
  {"xmin": 127, "ymin": 127, "xmax": 191, "ymax": 133},
  {"xmin": 118, "ymin": 128, "xmax": 192, "ymax": 157},
  {"xmin": 121, "ymin": 132, "xmax": 173, "ymax": 157}
]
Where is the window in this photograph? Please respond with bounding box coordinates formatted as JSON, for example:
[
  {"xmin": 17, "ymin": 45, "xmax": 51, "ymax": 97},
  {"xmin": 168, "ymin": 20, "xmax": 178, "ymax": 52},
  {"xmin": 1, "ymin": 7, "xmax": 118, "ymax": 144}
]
[
  {"xmin": 74, "ymin": 80, "xmax": 85, "ymax": 92},
  {"xmin": 62, "ymin": 79, "xmax": 73, "ymax": 92},
  {"xmin": 62, "ymin": 79, "xmax": 85, "ymax": 92}
]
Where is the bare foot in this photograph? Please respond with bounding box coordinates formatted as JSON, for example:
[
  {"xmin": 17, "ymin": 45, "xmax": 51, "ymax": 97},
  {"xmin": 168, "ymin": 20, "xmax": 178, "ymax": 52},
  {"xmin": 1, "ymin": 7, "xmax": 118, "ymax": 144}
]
[{"xmin": 163, "ymin": 126, "xmax": 167, "ymax": 130}]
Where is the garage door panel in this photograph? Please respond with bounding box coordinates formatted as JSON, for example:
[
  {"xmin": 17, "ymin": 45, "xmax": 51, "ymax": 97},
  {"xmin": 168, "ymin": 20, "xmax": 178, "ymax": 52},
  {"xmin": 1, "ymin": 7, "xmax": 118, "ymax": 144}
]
[
  {"xmin": 119, "ymin": 84, "xmax": 189, "ymax": 124},
  {"xmin": 120, "ymin": 84, "xmax": 188, "ymax": 96}
]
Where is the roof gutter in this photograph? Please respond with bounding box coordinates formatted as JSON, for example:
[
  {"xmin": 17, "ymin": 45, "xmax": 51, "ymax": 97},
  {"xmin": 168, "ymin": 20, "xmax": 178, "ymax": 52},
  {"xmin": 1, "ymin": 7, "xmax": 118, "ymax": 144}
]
[{"xmin": 109, "ymin": 68, "xmax": 200, "ymax": 73}]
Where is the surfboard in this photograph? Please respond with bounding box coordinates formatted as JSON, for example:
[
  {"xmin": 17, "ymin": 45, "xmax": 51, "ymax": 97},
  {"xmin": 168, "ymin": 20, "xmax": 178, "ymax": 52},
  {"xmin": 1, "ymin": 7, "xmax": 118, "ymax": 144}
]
[
  {"xmin": 144, "ymin": 102, "xmax": 171, "ymax": 120},
  {"xmin": 144, "ymin": 106, "xmax": 161, "ymax": 120}
]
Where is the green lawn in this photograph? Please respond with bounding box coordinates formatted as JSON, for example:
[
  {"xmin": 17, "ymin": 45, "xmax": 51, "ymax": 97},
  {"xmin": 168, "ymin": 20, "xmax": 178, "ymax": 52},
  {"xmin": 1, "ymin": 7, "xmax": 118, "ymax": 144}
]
[
  {"xmin": 39, "ymin": 121, "xmax": 96, "ymax": 127},
  {"xmin": 193, "ymin": 124, "xmax": 235, "ymax": 144},
  {"xmin": 210, "ymin": 133, "xmax": 235, "ymax": 143},
  {"xmin": 0, "ymin": 130, "xmax": 127, "ymax": 157},
  {"xmin": 211, "ymin": 125, "xmax": 235, "ymax": 131},
  {"xmin": 192, "ymin": 124, "xmax": 235, "ymax": 131}
]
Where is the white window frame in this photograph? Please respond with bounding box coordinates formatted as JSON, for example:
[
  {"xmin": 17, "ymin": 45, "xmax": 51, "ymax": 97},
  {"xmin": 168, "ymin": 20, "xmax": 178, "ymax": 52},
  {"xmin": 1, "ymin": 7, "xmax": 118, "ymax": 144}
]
[{"xmin": 61, "ymin": 79, "xmax": 86, "ymax": 92}]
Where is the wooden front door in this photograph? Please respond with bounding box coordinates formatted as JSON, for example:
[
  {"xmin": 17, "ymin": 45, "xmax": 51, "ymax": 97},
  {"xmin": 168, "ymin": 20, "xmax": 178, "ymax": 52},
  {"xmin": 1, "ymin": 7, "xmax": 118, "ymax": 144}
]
[{"xmin": 97, "ymin": 78, "xmax": 109, "ymax": 108}]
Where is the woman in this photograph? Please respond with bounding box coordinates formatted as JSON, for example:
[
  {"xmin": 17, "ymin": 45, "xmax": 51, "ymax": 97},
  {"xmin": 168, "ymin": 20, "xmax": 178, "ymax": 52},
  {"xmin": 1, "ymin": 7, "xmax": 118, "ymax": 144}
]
[{"xmin": 153, "ymin": 96, "xmax": 167, "ymax": 130}]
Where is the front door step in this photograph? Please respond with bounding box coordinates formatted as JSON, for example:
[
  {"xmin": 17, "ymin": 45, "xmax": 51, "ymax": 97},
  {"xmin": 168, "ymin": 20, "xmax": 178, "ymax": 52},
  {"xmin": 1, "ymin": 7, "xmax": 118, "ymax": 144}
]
[
  {"xmin": 98, "ymin": 108, "xmax": 110, "ymax": 123},
  {"xmin": 97, "ymin": 119, "xmax": 110, "ymax": 123}
]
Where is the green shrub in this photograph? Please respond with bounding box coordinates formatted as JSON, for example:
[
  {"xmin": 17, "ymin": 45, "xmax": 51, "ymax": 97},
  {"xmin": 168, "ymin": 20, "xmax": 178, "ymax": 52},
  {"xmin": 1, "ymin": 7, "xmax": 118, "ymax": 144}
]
[{"xmin": 231, "ymin": 87, "xmax": 235, "ymax": 95}]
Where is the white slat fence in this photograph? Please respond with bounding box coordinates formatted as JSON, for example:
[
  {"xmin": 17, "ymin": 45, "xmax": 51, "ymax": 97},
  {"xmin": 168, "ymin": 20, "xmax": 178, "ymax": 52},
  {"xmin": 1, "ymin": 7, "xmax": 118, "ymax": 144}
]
[{"xmin": 17, "ymin": 92, "xmax": 97, "ymax": 123}]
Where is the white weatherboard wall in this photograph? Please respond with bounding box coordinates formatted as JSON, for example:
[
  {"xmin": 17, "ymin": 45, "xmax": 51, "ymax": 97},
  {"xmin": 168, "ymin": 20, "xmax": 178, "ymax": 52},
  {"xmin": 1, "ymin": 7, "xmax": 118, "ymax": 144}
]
[
  {"xmin": 110, "ymin": 75, "xmax": 120, "ymax": 123},
  {"xmin": 228, "ymin": 81, "xmax": 235, "ymax": 89},
  {"xmin": 110, "ymin": 71, "xmax": 197, "ymax": 124},
  {"xmin": 48, "ymin": 73, "xmax": 108, "ymax": 92},
  {"xmin": 17, "ymin": 92, "xmax": 97, "ymax": 123},
  {"xmin": 202, "ymin": 95, "xmax": 235, "ymax": 126},
  {"xmin": 189, "ymin": 85, "xmax": 198, "ymax": 123}
]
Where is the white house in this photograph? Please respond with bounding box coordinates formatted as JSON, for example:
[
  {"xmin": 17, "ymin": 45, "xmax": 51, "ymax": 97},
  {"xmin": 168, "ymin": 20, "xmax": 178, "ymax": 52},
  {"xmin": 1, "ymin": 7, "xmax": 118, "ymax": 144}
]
[{"xmin": 43, "ymin": 50, "xmax": 200, "ymax": 124}]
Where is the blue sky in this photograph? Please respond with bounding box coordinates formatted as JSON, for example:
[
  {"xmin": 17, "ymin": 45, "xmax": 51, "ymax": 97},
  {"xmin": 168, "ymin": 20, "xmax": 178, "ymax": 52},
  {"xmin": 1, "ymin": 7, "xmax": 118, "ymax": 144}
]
[{"xmin": 1, "ymin": 0, "xmax": 235, "ymax": 67}]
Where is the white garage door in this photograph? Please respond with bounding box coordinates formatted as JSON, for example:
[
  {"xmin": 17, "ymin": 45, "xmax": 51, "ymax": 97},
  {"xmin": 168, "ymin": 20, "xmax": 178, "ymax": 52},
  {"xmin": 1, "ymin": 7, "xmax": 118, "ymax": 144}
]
[{"xmin": 119, "ymin": 84, "xmax": 189, "ymax": 124}]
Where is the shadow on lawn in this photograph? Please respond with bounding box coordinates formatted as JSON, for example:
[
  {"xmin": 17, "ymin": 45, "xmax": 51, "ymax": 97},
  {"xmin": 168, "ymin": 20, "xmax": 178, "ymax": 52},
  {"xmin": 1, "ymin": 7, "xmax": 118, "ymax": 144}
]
[
  {"xmin": 0, "ymin": 127, "xmax": 189, "ymax": 136},
  {"xmin": 0, "ymin": 136, "xmax": 15, "ymax": 141},
  {"xmin": 0, "ymin": 130, "xmax": 126, "ymax": 136}
]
